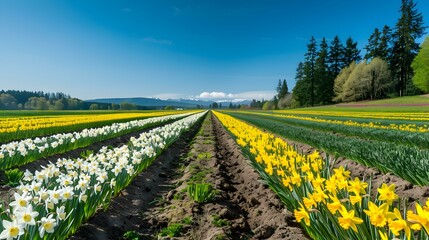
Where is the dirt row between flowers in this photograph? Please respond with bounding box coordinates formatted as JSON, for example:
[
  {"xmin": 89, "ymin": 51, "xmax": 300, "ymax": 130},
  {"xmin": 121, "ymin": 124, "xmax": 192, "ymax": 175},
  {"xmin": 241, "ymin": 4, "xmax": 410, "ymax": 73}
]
[{"xmin": 70, "ymin": 112, "xmax": 309, "ymax": 240}]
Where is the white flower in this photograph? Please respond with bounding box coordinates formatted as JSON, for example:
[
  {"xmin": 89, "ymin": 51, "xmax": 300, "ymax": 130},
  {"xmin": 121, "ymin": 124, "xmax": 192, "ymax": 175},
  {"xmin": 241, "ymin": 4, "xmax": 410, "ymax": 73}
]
[
  {"xmin": 56, "ymin": 206, "xmax": 66, "ymax": 221},
  {"xmin": 39, "ymin": 215, "xmax": 56, "ymax": 238},
  {"xmin": 9, "ymin": 192, "xmax": 31, "ymax": 210},
  {"xmin": 15, "ymin": 204, "xmax": 39, "ymax": 226},
  {"xmin": 0, "ymin": 219, "xmax": 24, "ymax": 240}
]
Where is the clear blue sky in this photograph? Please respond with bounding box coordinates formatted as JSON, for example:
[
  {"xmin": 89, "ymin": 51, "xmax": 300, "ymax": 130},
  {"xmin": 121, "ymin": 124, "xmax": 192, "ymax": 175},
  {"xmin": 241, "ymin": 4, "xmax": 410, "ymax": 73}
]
[{"xmin": 1, "ymin": 0, "xmax": 428, "ymax": 101}]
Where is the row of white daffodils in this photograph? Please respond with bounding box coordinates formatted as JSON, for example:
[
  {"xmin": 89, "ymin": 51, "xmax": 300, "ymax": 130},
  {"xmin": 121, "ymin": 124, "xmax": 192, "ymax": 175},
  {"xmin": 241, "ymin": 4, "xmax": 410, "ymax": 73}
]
[
  {"xmin": 0, "ymin": 112, "xmax": 196, "ymax": 170},
  {"xmin": 0, "ymin": 111, "xmax": 206, "ymax": 240}
]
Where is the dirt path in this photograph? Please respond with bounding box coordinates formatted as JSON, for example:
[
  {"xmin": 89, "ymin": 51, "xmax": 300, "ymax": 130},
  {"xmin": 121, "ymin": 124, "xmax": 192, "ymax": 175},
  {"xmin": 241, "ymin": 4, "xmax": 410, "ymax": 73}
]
[{"xmin": 69, "ymin": 112, "xmax": 309, "ymax": 239}]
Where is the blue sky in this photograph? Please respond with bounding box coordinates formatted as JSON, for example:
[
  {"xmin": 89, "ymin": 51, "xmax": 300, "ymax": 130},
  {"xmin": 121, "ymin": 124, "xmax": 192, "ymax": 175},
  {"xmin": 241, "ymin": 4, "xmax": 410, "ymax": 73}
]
[{"xmin": 1, "ymin": 1, "xmax": 428, "ymax": 101}]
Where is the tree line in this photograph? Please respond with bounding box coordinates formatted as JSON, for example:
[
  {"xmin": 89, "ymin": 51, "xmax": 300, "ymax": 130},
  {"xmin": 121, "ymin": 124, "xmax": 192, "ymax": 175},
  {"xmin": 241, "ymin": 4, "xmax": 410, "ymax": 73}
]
[
  {"xmin": 290, "ymin": 0, "xmax": 426, "ymax": 107},
  {"xmin": 0, "ymin": 90, "xmax": 140, "ymax": 110}
]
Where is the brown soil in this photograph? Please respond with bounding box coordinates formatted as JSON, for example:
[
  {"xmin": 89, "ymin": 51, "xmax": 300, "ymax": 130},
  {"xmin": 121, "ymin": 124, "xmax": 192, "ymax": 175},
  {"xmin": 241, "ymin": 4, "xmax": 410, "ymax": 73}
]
[{"xmin": 69, "ymin": 113, "xmax": 308, "ymax": 240}]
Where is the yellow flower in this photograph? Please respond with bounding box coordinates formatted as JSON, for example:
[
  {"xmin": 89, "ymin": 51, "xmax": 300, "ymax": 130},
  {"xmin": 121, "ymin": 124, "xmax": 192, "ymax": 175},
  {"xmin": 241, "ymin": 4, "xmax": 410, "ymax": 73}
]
[
  {"xmin": 378, "ymin": 183, "xmax": 399, "ymax": 205},
  {"xmin": 291, "ymin": 171, "xmax": 301, "ymax": 187},
  {"xmin": 389, "ymin": 208, "xmax": 411, "ymax": 240},
  {"xmin": 327, "ymin": 195, "xmax": 341, "ymax": 214},
  {"xmin": 407, "ymin": 203, "xmax": 429, "ymax": 234},
  {"xmin": 338, "ymin": 206, "xmax": 363, "ymax": 232},
  {"xmin": 311, "ymin": 175, "xmax": 325, "ymax": 189},
  {"xmin": 363, "ymin": 202, "xmax": 392, "ymax": 227},
  {"xmin": 347, "ymin": 177, "xmax": 368, "ymax": 195},
  {"xmin": 349, "ymin": 194, "xmax": 362, "ymax": 206},
  {"xmin": 325, "ymin": 177, "xmax": 337, "ymax": 194},
  {"xmin": 303, "ymin": 195, "xmax": 317, "ymax": 209},
  {"xmin": 294, "ymin": 204, "xmax": 310, "ymax": 226}
]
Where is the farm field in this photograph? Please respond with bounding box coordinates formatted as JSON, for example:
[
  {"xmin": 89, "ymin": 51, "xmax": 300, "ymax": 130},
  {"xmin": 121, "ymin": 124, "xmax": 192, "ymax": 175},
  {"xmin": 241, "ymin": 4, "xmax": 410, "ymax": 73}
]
[
  {"xmin": 0, "ymin": 110, "xmax": 195, "ymax": 144},
  {"xmin": 0, "ymin": 108, "xmax": 429, "ymax": 239}
]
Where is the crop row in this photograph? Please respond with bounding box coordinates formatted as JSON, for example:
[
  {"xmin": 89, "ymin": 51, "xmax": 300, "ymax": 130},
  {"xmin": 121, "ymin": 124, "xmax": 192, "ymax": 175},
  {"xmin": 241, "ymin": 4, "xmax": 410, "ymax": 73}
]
[
  {"xmin": 0, "ymin": 111, "xmax": 188, "ymax": 144},
  {"xmin": 239, "ymin": 111, "xmax": 429, "ymax": 149},
  {"xmin": 276, "ymin": 110, "xmax": 429, "ymax": 121},
  {"xmin": 0, "ymin": 111, "xmax": 206, "ymax": 240},
  {"xmin": 226, "ymin": 111, "xmax": 429, "ymax": 186},
  {"xmin": 214, "ymin": 111, "xmax": 429, "ymax": 240},
  {"xmin": 0, "ymin": 112, "xmax": 196, "ymax": 170}
]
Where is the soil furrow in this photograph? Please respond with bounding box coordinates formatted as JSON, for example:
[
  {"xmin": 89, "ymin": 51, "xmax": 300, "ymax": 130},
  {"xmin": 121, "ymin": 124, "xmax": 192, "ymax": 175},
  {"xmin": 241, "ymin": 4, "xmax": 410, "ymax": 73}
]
[
  {"xmin": 131, "ymin": 113, "xmax": 308, "ymax": 240},
  {"xmin": 68, "ymin": 115, "xmax": 204, "ymax": 239}
]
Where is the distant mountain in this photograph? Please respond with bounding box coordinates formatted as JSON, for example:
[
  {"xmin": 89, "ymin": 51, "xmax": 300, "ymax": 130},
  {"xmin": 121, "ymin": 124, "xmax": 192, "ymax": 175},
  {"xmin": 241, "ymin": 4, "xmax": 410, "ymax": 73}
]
[
  {"xmin": 86, "ymin": 97, "xmax": 252, "ymax": 109},
  {"xmin": 86, "ymin": 97, "xmax": 200, "ymax": 109}
]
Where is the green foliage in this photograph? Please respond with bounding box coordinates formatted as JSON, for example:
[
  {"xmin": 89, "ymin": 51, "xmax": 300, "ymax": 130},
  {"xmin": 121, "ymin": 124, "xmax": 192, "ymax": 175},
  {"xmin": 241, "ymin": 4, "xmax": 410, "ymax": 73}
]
[
  {"xmin": 187, "ymin": 183, "xmax": 216, "ymax": 203},
  {"xmin": 182, "ymin": 216, "xmax": 193, "ymax": 225},
  {"xmin": 343, "ymin": 37, "xmax": 362, "ymax": 66},
  {"xmin": 412, "ymin": 36, "xmax": 429, "ymax": 92},
  {"xmin": 391, "ymin": 0, "xmax": 426, "ymax": 96},
  {"xmin": 158, "ymin": 223, "xmax": 183, "ymax": 237},
  {"xmin": 89, "ymin": 103, "xmax": 98, "ymax": 110},
  {"xmin": 212, "ymin": 215, "xmax": 229, "ymax": 227},
  {"xmin": 262, "ymin": 101, "xmax": 275, "ymax": 110},
  {"xmin": 335, "ymin": 58, "xmax": 391, "ymax": 102},
  {"xmin": 123, "ymin": 230, "xmax": 140, "ymax": 240},
  {"xmin": 197, "ymin": 151, "xmax": 213, "ymax": 160},
  {"xmin": 4, "ymin": 168, "xmax": 24, "ymax": 187}
]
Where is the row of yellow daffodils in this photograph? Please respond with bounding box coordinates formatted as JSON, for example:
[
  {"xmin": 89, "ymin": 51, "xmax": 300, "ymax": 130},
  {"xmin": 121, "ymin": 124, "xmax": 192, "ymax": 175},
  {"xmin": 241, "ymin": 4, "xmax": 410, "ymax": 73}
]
[
  {"xmin": 0, "ymin": 111, "xmax": 185, "ymax": 133},
  {"xmin": 276, "ymin": 110, "xmax": 429, "ymax": 122},
  {"xmin": 241, "ymin": 111, "xmax": 429, "ymax": 133},
  {"xmin": 214, "ymin": 111, "xmax": 429, "ymax": 240}
]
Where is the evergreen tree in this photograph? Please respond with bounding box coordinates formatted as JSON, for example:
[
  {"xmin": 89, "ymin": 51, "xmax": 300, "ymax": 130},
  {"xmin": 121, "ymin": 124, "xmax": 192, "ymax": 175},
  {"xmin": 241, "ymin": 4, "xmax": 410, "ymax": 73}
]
[
  {"xmin": 365, "ymin": 28, "xmax": 381, "ymax": 60},
  {"xmin": 304, "ymin": 36, "xmax": 318, "ymax": 106},
  {"xmin": 344, "ymin": 37, "xmax": 362, "ymax": 66},
  {"xmin": 412, "ymin": 36, "xmax": 429, "ymax": 92},
  {"xmin": 279, "ymin": 79, "xmax": 288, "ymax": 98},
  {"xmin": 379, "ymin": 25, "xmax": 393, "ymax": 61},
  {"xmin": 391, "ymin": 0, "xmax": 426, "ymax": 96},
  {"xmin": 292, "ymin": 62, "xmax": 310, "ymax": 106},
  {"xmin": 315, "ymin": 37, "xmax": 332, "ymax": 104},
  {"xmin": 328, "ymin": 36, "xmax": 345, "ymax": 78},
  {"xmin": 276, "ymin": 79, "xmax": 282, "ymax": 95}
]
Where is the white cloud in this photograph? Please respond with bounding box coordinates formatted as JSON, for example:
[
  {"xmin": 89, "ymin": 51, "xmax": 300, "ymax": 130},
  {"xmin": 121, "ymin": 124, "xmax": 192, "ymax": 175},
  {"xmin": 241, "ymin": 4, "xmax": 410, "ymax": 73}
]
[
  {"xmin": 141, "ymin": 37, "xmax": 172, "ymax": 45},
  {"xmin": 196, "ymin": 90, "xmax": 276, "ymax": 101},
  {"xmin": 198, "ymin": 91, "xmax": 234, "ymax": 99}
]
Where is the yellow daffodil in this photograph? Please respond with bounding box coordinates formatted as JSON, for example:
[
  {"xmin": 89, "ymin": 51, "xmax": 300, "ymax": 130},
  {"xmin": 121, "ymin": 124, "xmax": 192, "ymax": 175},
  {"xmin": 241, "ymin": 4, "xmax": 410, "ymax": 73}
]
[
  {"xmin": 347, "ymin": 177, "xmax": 368, "ymax": 195},
  {"xmin": 378, "ymin": 183, "xmax": 399, "ymax": 205},
  {"xmin": 389, "ymin": 208, "xmax": 411, "ymax": 239},
  {"xmin": 338, "ymin": 206, "xmax": 363, "ymax": 232},
  {"xmin": 363, "ymin": 202, "xmax": 392, "ymax": 227},
  {"xmin": 327, "ymin": 195, "xmax": 342, "ymax": 214},
  {"xmin": 294, "ymin": 204, "xmax": 311, "ymax": 226},
  {"xmin": 407, "ymin": 203, "xmax": 429, "ymax": 234}
]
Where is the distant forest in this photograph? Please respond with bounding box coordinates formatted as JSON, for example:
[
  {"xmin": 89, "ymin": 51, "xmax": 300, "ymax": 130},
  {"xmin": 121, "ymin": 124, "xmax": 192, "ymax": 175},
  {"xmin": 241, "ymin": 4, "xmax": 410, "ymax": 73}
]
[{"xmin": 0, "ymin": 90, "xmax": 140, "ymax": 110}]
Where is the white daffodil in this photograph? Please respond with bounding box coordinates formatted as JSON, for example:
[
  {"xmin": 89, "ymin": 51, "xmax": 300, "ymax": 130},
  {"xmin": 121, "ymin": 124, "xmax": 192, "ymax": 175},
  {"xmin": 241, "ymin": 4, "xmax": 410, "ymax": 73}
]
[
  {"xmin": 15, "ymin": 204, "xmax": 39, "ymax": 226},
  {"xmin": 38, "ymin": 215, "xmax": 56, "ymax": 238},
  {"xmin": 0, "ymin": 219, "xmax": 24, "ymax": 240},
  {"xmin": 9, "ymin": 192, "xmax": 31, "ymax": 210}
]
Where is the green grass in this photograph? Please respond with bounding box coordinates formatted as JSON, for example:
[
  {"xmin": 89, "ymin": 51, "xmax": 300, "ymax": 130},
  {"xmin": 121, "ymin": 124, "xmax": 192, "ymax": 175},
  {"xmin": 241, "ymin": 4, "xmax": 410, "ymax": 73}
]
[
  {"xmin": 212, "ymin": 215, "xmax": 229, "ymax": 227},
  {"xmin": 158, "ymin": 223, "xmax": 183, "ymax": 237},
  {"xmin": 295, "ymin": 95, "xmax": 429, "ymax": 112}
]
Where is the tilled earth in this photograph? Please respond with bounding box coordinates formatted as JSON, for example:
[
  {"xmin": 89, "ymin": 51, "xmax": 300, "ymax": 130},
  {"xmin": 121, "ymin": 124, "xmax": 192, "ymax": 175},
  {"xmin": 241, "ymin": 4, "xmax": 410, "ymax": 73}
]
[{"xmin": 71, "ymin": 113, "xmax": 309, "ymax": 239}]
